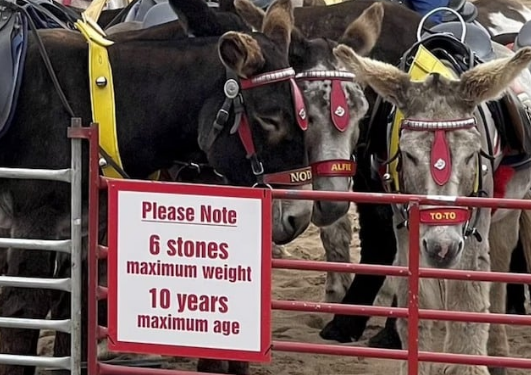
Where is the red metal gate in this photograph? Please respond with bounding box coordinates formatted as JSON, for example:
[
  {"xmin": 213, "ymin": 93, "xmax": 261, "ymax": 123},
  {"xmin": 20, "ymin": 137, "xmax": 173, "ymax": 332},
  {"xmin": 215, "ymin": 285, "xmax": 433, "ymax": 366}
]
[{"xmin": 76, "ymin": 124, "xmax": 531, "ymax": 374}]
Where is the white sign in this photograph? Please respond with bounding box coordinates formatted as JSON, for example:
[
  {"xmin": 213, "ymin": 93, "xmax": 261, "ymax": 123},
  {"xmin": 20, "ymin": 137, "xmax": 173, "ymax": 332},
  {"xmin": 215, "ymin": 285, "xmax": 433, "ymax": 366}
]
[{"xmin": 107, "ymin": 180, "xmax": 272, "ymax": 362}]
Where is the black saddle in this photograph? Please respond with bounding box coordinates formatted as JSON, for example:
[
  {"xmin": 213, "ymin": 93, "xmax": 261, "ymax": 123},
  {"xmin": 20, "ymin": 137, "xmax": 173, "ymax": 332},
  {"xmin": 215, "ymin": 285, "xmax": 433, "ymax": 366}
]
[
  {"xmin": 514, "ymin": 20, "xmax": 531, "ymax": 50},
  {"xmin": 0, "ymin": 1, "xmax": 28, "ymax": 138},
  {"xmin": 421, "ymin": 22, "xmax": 495, "ymax": 62},
  {"xmin": 123, "ymin": 0, "xmax": 218, "ymax": 25},
  {"xmin": 18, "ymin": 0, "xmax": 78, "ymax": 29},
  {"xmin": 442, "ymin": 1, "xmax": 478, "ymax": 23}
]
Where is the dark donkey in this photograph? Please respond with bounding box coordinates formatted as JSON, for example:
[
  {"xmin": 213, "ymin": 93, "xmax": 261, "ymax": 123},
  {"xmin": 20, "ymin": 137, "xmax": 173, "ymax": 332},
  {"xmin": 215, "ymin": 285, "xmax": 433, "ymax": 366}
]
[{"xmin": 0, "ymin": 0, "xmax": 314, "ymax": 374}]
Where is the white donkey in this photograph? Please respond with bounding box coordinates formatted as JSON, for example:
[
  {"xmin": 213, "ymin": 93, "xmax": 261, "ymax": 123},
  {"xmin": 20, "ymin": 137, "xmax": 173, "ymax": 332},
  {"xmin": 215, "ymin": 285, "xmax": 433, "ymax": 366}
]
[{"xmin": 334, "ymin": 37, "xmax": 531, "ymax": 375}]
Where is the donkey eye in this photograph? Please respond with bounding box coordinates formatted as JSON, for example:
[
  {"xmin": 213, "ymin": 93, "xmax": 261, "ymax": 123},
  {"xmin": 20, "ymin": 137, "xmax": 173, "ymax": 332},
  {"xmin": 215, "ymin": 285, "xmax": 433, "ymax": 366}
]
[{"xmin": 403, "ymin": 151, "xmax": 418, "ymax": 165}]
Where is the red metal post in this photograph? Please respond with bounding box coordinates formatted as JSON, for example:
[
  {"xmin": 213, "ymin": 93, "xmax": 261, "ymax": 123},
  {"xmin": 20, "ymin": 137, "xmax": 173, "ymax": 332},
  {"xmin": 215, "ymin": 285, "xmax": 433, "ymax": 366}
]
[
  {"xmin": 87, "ymin": 124, "xmax": 101, "ymax": 375},
  {"xmin": 407, "ymin": 201, "xmax": 420, "ymax": 375}
]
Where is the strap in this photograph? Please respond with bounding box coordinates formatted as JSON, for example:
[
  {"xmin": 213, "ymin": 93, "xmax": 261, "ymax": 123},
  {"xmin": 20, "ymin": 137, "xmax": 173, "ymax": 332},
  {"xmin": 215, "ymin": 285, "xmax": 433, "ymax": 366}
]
[
  {"xmin": 76, "ymin": 17, "xmax": 160, "ymax": 181},
  {"xmin": 76, "ymin": 18, "xmax": 124, "ymax": 179}
]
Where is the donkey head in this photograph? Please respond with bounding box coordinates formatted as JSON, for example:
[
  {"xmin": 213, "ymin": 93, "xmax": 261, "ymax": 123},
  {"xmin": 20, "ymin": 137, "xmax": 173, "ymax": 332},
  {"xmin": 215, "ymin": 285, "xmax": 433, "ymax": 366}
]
[
  {"xmin": 211, "ymin": 0, "xmax": 312, "ymax": 244},
  {"xmin": 234, "ymin": 0, "xmax": 384, "ymax": 226},
  {"xmin": 334, "ymin": 44, "xmax": 531, "ymax": 268}
]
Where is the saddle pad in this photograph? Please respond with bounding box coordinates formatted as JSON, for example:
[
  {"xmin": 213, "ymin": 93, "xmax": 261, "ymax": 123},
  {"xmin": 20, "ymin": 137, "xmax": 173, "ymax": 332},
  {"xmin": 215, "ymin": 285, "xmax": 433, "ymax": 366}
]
[{"xmin": 0, "ymin": 6, "xmax": 28, "ymax": 137}]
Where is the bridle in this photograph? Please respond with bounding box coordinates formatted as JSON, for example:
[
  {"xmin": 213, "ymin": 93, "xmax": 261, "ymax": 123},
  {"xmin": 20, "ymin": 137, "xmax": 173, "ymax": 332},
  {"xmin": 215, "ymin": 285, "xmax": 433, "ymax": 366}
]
[
  {"xmin": 366, "ymin": 31, "xmax": 505, "ymax": 242},
  {"xmin": 208, "ymin": 67, "xmax": 359, "ymax": 188},
  {"xmin": 295, "ymin": 70, "xmax": 358, "ymax": 181},
  {"xmin": 206, "ymin": 67, "xmax": 313, "ymax": 187},
  {"xmin": 389, "ymin": 117, "xmax": 485, "ymax": 241}
]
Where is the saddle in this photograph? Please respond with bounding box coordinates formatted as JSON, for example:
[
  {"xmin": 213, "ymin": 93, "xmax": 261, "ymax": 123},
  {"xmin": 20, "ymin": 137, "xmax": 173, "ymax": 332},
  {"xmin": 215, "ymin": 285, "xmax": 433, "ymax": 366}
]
[
  {"xmin": 422, "ymin": 22, "xmax": 495, "ymax": 62},
  {"xmin": 0, "ymin": 2, "xmax": 28, "ymax": 138},
  {"xmin": 385, "ymin": 0, "xmax": 478, "ymax": 23},
  {"xmin": 441, "ymin": 0, "xmax": 478, "ymax": 23},
  {"xmin": 19, "ymin": 0, "xmax": 79, "ymax": 29},
  {"xmin": 0, "ymin": 0, "xmax": 83, "ymax": 141},
  {"xmin": 514, "ymin": 20, "xmax": 531, "ymax": 50},
  {"xmin": 123, "ymin": 0, "xmax": 218, "ymax": 27}
]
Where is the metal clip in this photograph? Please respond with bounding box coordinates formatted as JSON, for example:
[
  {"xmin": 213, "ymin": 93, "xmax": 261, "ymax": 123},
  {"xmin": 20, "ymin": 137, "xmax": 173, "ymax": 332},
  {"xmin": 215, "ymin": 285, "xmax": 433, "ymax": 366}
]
[{"xmin": 224, "ymin": 79, "xmax": 239, "ymax": 99}]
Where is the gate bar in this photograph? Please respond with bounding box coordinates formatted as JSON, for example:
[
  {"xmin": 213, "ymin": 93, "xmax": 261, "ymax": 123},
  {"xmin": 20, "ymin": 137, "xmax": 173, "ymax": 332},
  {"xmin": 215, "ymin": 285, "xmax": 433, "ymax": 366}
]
[
  {"xmin": 271, "ymin": 342, "xmax": 531, "ymax": 369},
  {"xmin": 0, "ymin": 354, "xmax": 70, "ymax": 369},
  {"xmin": 0, "ymin": 238, "xmax": 71, "ymax": 252},
  {"xmin": 0, "ymin": 317, "xmax": 71, "ymax": 332},
  {"xmin": 271, "ymin": 189, "xmax": 531, "ymax": 210},
  {"xmin": 0, "ymin": 276, "xmax": 71, "ymax": 290},
  {"xmin": 272, "ymin": 300, "xmax": 531, "ymax": 325},
  {"xmin": 407, "ymin": 201, "xmax": 420, "ymax": 375},
  {"xmin": 0, "ymin": 167, "xmax": 72, "ymax": 182},
  {"xmin": 85, "ymin": 124, "xmax": 100, "ymax": 375},
  {"xmin": 272, "ymin": 258, "xmax": 531, "ymax": 283}
]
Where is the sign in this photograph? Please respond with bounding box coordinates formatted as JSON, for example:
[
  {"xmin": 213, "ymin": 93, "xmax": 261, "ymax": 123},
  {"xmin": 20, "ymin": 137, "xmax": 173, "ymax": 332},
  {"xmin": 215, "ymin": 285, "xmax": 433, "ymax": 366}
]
[{"xmin": 107, "ymin": 180, "xmax": 272, "ymax": 362}]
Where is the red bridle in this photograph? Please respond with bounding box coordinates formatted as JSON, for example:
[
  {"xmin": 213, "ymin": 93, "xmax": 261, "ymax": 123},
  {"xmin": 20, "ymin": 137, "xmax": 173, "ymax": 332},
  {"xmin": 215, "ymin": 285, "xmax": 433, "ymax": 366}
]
[
  {"xmin": 212, "ymin": 67, "xmax": 312, "ymax": 187},
  {"xmin": 295, "ymin": 70, "xmax": 358, "ymax": 179}
]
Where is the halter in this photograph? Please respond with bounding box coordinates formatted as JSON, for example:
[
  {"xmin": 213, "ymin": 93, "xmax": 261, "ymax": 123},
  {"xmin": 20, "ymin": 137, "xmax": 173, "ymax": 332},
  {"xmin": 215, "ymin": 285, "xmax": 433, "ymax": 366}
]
[
  {"xmin": 207, "ymin": 67, "xmax": 311, "ymax": 187},
  {"xmin": 394, "ymin": 117, "xmax": 484, "ymax": 241},
  {"xmin": 295, "ymin": 70, "xmax": 358, "ymax": 179}
]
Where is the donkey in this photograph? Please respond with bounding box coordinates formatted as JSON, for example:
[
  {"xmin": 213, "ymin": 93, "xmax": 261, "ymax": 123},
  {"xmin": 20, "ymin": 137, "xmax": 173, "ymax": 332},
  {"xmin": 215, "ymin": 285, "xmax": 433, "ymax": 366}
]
[
  {"xmin": 0, "ymin": 0, "xmax": 318, "ymax": 373},
  {"xmin": 334, "ymin": 32, "xmax": 531, "ymax": 375}
]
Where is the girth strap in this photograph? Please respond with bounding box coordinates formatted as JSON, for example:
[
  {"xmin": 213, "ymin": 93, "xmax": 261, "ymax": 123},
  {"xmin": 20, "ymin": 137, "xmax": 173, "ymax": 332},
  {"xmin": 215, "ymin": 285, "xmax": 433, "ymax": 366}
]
[
  {"xmin": 76, "ymin": 16, "xmax": 159, "ymax": 180},
  {"xmin": 76, "ymin": 17, "xmax": 124, "ymax": 179}
]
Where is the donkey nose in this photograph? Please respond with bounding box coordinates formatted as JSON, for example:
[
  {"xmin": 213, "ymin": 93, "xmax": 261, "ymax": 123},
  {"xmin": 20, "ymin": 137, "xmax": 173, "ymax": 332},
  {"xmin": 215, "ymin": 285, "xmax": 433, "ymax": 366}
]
[{"xmin": 423, "ymin": 238, "xmax": 464, "ymax": 267}]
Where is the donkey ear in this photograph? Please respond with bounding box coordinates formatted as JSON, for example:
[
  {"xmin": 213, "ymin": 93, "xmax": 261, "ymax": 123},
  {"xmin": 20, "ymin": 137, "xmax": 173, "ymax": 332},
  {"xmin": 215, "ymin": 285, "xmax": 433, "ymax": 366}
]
[
  {"xmin": 333, "ymin": 44, "xmax": 410, "ymax": 108},
  {"xmin": 234, "ymin": 0, "xmax": 265, "ymax": 30},
  {"xmin": 338, "ymin": 2, "xmax": 384, "ymax": 57},
  {"xmin": 261, "ymin": 0, "xmax": 294, "ymax": 54},
  {"xmin": 459, "ymin": 47, "xmax": 531, "ymax": 104},
  {"xmin": 218, "ymin": 31, "xmax": 265, "ymax": 78}
]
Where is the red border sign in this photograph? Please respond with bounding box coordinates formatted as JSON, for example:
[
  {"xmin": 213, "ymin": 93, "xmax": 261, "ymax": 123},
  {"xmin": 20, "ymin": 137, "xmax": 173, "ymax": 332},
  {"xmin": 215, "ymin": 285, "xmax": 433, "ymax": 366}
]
[{"xmin": 107, "ymin": 180, "xmax": 272, "ymax": 362}]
